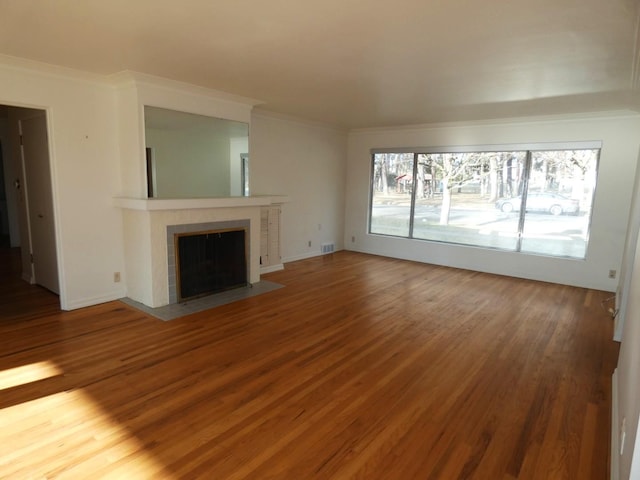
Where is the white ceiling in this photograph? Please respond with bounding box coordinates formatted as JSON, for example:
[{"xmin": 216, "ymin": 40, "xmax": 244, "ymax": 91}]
[{"xmin": 0, "ymin": 0, "xmax": 639, "ymax": 128}]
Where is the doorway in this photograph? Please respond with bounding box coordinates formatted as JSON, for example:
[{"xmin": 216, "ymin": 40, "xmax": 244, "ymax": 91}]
[
  {"xmin": 0, "ymin": 105, "xmax": 59, "ymax": 297},
  {"xmin": 0, "ymin": 139, "xmax": 10, "ymax": 247}
]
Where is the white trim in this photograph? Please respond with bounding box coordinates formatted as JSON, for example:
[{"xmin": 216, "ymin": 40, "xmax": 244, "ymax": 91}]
[
  {"xmin": 108, "ymin": 70, "xmax": 262, "ymax": 107},
  {"xmin": 630, "ymin": 417, "xmax": 640, "ymax": 480},
  {"xmin": 283, "ymin": 251, "xmax": 325, "ymax": 263},
  {"xmin": 114, "ymin": 195, "xmax": 288, "ymax": 211},
  {"xmin": 614, "ymin": 145, "xmax": 640, "ymax": 342},
  {"xmin": 612, "ymin": 368, "xmax": 620, "ymax": 480},
  {"xmin": 0, "ymin": 53, "xmax": 113, "ymax": 89},
  {"xmin": 371, "ymin": 140, "xmax": 603, "ymax": 155},
  {"xmin": 44, "ymin": 107, "xmax": 67, "ymax": 313},
  {"xmin": 260, "ymin": 264, "xmax": 284, "ymax": 274},
  {"xmin": 350, "ymin": 110, "xmax": 640, "ymax": 135},
  {"xmin": 283, "ymin": 248, "xmax": 344, "ymax": 264},
  {"xmin": 63, "ymin": 291, "xmax": 126, "ymax": 311}
]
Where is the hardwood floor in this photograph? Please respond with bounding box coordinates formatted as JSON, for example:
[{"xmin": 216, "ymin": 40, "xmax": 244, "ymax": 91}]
[{"xmin": 0, "ymin": 248, "xmax": 619, "ymax": 479}]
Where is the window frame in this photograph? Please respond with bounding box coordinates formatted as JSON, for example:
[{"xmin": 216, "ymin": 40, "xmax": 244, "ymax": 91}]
[{"xmin": 368, "ymin": 141, "xmax": 601, "ymax": 260}]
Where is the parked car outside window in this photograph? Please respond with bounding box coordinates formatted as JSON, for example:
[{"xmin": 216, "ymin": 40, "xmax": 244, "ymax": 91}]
[{"xmin": 495, "ymin": 192, "xmax": 580, "ymax": 216}]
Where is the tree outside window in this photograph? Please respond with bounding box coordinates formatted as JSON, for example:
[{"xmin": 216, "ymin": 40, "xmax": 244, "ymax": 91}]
[{"xmin": 369, "ymin": 146, "xmax": 599, "ymax": 259}]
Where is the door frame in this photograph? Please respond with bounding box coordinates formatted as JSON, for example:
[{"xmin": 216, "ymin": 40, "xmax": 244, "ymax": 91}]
[{"xmin": 4, "ymin": 102, "xmax": 64, "ymax": 308}]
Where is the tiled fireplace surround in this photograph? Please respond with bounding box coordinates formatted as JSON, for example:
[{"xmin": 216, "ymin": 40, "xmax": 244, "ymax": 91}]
[{"xmin": 116, "ymin": 197, "xmax": 284, "ymax": 308}]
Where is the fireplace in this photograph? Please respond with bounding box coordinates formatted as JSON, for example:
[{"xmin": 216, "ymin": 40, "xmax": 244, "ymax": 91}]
[
  {"xmin": 167, "ymin": 219, "xmax": 250, "ymax": 304},
  {"xmin": 116, "ymin": 196, "xmax": 285, "ymax": 308},
  {"xmin": 175, "ymin": 228, "xmax": 248, "ymax": 301}
]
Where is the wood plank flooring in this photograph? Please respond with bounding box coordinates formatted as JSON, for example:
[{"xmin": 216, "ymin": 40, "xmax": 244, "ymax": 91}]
[{"xmin": 0, "ymin": 248, "xmax": 619, "ymax": 479}]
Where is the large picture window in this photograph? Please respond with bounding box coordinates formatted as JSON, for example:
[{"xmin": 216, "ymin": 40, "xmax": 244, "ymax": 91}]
[{"xmin": 369, "ymin": 144, "xmax": 600, "ymax": 259}]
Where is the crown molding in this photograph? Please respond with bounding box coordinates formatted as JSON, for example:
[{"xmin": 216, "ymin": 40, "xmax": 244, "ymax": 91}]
[
  {"xmin": 107, "ymin": 70, "xmax": 263, "ymax": 107},
  {"xmin": 0, "ymin": 53, "xmax": 111, "ymax": 87}
]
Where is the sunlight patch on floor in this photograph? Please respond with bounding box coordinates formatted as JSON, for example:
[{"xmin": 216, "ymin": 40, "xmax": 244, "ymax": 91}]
[
  {"xmin": 0, "ymin": 360, "xmax": 63, "ymax": 389},
  {"xmin": 0, "ymin": 381, "xmax": 172, "ymax": 479}
]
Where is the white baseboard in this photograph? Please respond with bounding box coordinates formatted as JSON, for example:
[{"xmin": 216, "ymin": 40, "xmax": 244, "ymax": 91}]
[
  {"xmin": 283, "ymin": 251, "xmax": 323, "ymax": 263},
  {"xmin": 612, "ymin": 368, "xmax": 620, "ymax": 480},
  {"xmin": 260, "ymin": 264, "xmax": 284, "ymax": 274},
  {"xmin": 282, "ymin": 248, "xmax": 344, "ymax": 264},
  {"xmin": 62, "ymin": 290, "xmax": 126, "ymax": 311}
]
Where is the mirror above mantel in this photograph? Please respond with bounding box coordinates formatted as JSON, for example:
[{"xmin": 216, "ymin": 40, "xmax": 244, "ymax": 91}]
[{"xmin": 144, "ymin": 106, "xmax": 249, "ymax": 199}]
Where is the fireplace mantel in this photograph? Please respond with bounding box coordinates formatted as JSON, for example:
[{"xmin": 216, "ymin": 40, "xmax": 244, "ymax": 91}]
[
  {"xmin": 116, "ymin": 195, "xmax": 287, "ymax": 308},
  {"xmin": 114, "ymin": 195, "xmax": 288, "ymax": 211}
]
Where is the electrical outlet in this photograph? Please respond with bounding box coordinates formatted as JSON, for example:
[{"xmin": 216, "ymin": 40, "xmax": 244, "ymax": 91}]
[
  {"xmin": 609, "ymin": 270, "xmax": 617, "ymax": 279},
  {"xmin": 114, "ymin": 272, "xmax": 121, "ymax": 283},
  {"xmin": 308, "ymin": 240, "xmax": 312, "ymax": 247},
  {"xmin": 351, "ymin": 236, "xmax": 355, "ymax": 243}
]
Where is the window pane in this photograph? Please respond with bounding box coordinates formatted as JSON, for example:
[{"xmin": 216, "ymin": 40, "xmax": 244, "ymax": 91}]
[
  {"xmin": 413, "ymin": 152, "xmax": 525, "ymax": 250},
  {"xmin": 520, "ymin": 149, "xmax": 598, "ymax": 259},
  {"xmin": 370, "ymin": 153, "xmax": 415, "ymax": 237}
]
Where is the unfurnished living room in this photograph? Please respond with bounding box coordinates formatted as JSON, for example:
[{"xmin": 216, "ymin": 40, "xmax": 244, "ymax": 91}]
[{"xmin": 1, "ymin": 1, "xmax": 640, "ymax": 479}]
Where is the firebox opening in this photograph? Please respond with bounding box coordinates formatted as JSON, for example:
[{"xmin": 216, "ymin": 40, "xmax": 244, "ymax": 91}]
[{"xmin": 175, "ymin": 228, "xmax": 248, "ymax": 302}]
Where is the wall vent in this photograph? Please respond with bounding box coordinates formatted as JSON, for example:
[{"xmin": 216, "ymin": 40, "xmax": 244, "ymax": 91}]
[{"xmin": 321, "ymin": 243, "xmax": 335, "ymax": 254}]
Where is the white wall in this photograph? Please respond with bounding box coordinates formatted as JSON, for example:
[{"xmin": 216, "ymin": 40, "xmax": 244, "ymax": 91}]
[
  {"xmin": 0, "ymin": 57, "xmax": 125, "ymax": 309},
  {"xmin": 614, "ymin": 138, "xmax": 640, "ymax": 479},
  {"xmin": 345, "ymin": 113, "xmax": 640, "ymax": 291},
  {"xmin": 250, "ymin": 111, "xmax": 348, "ymax": 262},
  {"xmin": 616, "ymin": 152, "xmax": 640, "ymax": 340},
  {"xmin": 616, "ymin": 226, "xmax": 640, "ymax": 480},
  {"xmin": 0, "ymin": 61, "xmax": 258, "ymax": 310},
  {"xmin": 1, "ymin": 53, "xmax": 636, "ymax": 314}
]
